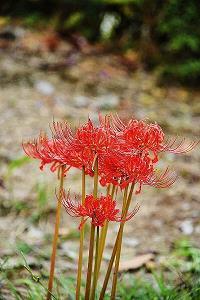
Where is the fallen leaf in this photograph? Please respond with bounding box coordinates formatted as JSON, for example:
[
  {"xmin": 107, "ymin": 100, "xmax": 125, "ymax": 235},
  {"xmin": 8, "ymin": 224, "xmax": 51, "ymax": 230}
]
[{"xmin": 119, "ymin": 253, "xmax": 154, "ymax": 272}]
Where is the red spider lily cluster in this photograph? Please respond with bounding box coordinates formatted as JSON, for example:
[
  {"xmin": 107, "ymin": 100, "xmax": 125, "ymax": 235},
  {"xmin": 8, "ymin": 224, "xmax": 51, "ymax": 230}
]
[
  {"xmin": 22, "ymin": 114, "xmax": 196, "ymax": 194},
  {"xmin": 22, "ymin": 114, "xmax": 198, "ymax": 300}
]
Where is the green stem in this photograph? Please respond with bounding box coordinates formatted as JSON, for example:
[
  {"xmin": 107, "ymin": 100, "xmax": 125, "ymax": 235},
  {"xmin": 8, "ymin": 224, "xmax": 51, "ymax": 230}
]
[
  {"xmin": 85, "ymin": 158, "xmax": 98, "ymax": 300},
  {"xmin": 95, "ymin": 185, "xmax": 116, "ymax": 282},
  {"xmin": 90, "ymin": 226, "xmax": 100, "ymax": 300},
  {"xmin": 46, "ymin": 165, "xmax": 65, "ymax": 300},
  {"xmin": 76, "ymin": 167, "xmax": 86, "ymax": 300},
  {"xmin": 110, "ymin": 186, "xmax": 128, "ymax": 300},
  {"xmin": 99, "ymin": 183, "xmax": 134, "ymax": 300},
  {"xmin": 85, "ymin": 225, "xmax": 95, "ymax": 300}
]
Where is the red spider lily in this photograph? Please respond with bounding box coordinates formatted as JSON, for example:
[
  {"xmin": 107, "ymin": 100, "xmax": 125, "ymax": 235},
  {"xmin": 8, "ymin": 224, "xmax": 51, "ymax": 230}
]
[
  {"xmin": 49, "ymin": 121, "xmax": 94, "ymax": 175},
  {"xmin": 50, "ymin": 121, "xmax": 94, "ymax": 173},
  {"xmin": 110, "ymin": 114, "xmax": 199, "ymax": 156},
  {"xmin": 67, "ymin": 148, "xmax": 95, "ymax": 176},
  {"xmin": 99, "ymin": 152, "xmax": 154, "ymax": 190},
  {"xmin": 99, "ymin": 151, "xmax": 178, "ymax": 193},
  {"xmin": 50, "ymin": 118, "xmax": 119, "ymax": 175},
  {"xmin": 61, "ymin": 192, "xmax": 139, "ymax": 229},
  {"xmin": 22, "ymin": 133, "xmax": 56, "ymax": 170},
  {"xmin": 73, "ymin": 119, "xmax": 118, "ymax": 156},
  {"xmin": 23, "ymin": 115, "xmax": 198, "ymax": 179},
  {"xmin": 22, "ymin": 133, "xmax": 69, "ymax": 174},
  {"xmin": 112, "ymin": 118, "xmax": 165, "ymax": 163},
  {"xmin": 122, "ymin": 120, "xmax": 164, "ymax": 154}
]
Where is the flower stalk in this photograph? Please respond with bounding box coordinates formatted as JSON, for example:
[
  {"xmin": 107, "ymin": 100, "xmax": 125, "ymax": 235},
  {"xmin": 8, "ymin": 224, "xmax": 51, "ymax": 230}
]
[
  {"xmin": 99, "ymin": 183, "xmax": 134, "ymax": 300},
  {"xmin": 95, "ymin": 185, "xmax": 116, "ymax": 283},
  {"xmin": 110, "ymin": 186, "xmax": 129, "ymax": 300},
  {"xmin": 90, "ymin": 226, "xmax": 100, "ymax": 300},
  {"xmin": 85, "ymin": 157, "xmax": 98, "ymax": 300},
  {"xmin": 76, "ymin": 167, "xmax": 86, "ymax": 300},
  {"xmin": 91, "ymin": 184, "xmax": 117, "ymax": 299},
  {"xmin": 46, "ymin": 165, "xmax": 65, "ymax": 300}
]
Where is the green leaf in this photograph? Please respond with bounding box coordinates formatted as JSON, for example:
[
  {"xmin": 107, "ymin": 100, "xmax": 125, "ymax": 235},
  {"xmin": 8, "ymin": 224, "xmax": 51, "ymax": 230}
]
[{"xmin": 8, "ymin": 156, "xmax": 31, "ymax": 172}]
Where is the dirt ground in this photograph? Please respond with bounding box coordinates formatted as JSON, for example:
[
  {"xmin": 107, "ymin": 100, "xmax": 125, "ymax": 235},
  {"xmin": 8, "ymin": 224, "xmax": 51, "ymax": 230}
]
[{"xmin": 0, "ymin": 29, "xmax": 199, "ymax": 295}]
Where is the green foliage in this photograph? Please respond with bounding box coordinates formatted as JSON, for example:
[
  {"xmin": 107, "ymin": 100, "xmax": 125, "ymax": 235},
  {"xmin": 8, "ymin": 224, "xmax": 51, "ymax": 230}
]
[
  {"xmin": 29, "ymin": 183, "xmax": 51, "ymax": 223},
  {"xmin": 36, "ymin": 183, "xmax": 48, "ymax": 209},
  {"xmin": 0, "ymin": 0, "xmax": 200, "ymax": 86},
  {"xmin": 171, "ymin": 239, "xmax": 200, "ymax": 274},
  {"xmin": 7, "ymin": 156, "xmax": 30, "ymax": 175},
  {"xmin": 16, "ymin": 241, "xmax": 33, "ymax": 255},
  {"xmin": 157, "ymin": 0, "xmax": 200, "ymax": 83},
  {"xmin": 1, "ymin": 0, "xmax": 200, "ymax": 83},
  {"xmin": 23, "ymin": 12, "xmax": 43, "ymax": 27},
  {"xmin": 1, "ymin": 239, "xmax": 200, "ymax": 299},
  {"xmin": 104, "ymin": 239, "xmax": 200, "ymax": 300}
]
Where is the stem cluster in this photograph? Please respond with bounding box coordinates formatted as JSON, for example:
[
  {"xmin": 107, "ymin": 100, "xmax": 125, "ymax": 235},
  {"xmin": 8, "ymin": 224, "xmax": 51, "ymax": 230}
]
[{"xmin": 47, "ymin": 164, "xmax": 135, "ymax": 300}]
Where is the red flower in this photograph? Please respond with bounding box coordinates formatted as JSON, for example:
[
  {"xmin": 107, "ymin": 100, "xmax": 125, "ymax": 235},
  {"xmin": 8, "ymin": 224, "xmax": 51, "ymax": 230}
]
[
  {"xmin": 99, "ymin": 151, "xmax": 178, "ymax": 193},
  {"xmin": 122, "ymin": 120, "xmax": 164, "ymax": 155},
  {"xmin": 110, "ymin": 114, "xmax": 199, "ymax": 156},
  {"xmin": 110, "ymin": 116, "xmax": 164, "ymax": 163},
  {"xmin": 22, "ymin": 133, "xmax": 57, "ymax": 170},
  {"xmin": 73, "ymin": 119, "xmax": 117, "ymax": 155},
  {"xmin": 22, "ymin": 132, "xmax": 70, "ymax": 174},
  {"xmin": 51, "ymin": 118, "xmax": 118, "ymax": 175},
  {"xmin": 99, "ymin": 152, "xmax": 154, "ymax": 190},
  {"xmin": 62, "ymin": 192, "xmax": 139, "ymax": 229},
  {"xmin": 22, "ymin": 114, "xmax": 198, "ymax": 183}
]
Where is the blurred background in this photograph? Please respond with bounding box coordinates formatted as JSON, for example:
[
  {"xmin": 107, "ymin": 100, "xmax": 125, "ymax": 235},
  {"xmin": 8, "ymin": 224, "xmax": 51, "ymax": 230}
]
[{"xmin": 0, "ymin": 1, "xmax": 199, "ymax": 299}]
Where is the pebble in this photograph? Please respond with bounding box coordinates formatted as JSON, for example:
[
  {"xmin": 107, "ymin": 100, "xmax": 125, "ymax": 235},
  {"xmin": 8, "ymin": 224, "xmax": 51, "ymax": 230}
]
[
  {"xmin": 74, "ymin": 95, "xmax": 89, "ymax": 108},
  {"xmin": 123, "ymin": 238, "xmax": 139, "ymax": 247},
  {"xmin": 91, "ymin": 94, "xmax": 119, "ymax": 109},
  {"xmin": 180, "ymin": 220, "xmax": 193, "ymax": 235},
  {"xmin": 35, "ymin": 80, "xmax": 55, "ymax": 96}
]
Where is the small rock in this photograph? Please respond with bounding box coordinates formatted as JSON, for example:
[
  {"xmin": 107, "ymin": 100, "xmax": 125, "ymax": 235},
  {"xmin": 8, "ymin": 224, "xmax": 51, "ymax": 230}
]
[
  {"xmin": 123, "ymin": 238, "xmax": 139, "ymax": 247},
  {"xmin": 35, "ymin": 80, "xmax": 55, "ymax": 96},
  {"xmin": 27, "ymin": 227, "xmax": 44, "ymax": 244},
  {"xmin": 61, "ymin": 242, "xmax": 78, "ymax": 260},
  {"xmin": 181, "ymin": 203, "xmax": 190, "ymax": 211},
  {"xmin": 195, "ymin": 225, "xmax": 200, "ymax": 234},
  {"xmin": 92, "ymin": 94, "xmax": 119, "ymax": 109},
  {"xmin": 74, "ymin": 95, "xmax": 89, "ymax": 108},
  {"xmin": 152, "ymin": 220, "xmax": 163, "ymax": 228},
  {"xmin": 180, "ymin": 220, "xmax": 193, "ymax": 235}
]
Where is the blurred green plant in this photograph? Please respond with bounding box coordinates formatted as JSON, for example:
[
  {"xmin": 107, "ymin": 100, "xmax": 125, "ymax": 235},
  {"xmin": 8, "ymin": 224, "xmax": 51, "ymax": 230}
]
[
  {"xmin": 169, "ymin": 239, "xmax": 200, "ymax": 274},
  {"xmin": 7, "ymin": 156, "xmax": 31, "ymax": 177},
  {"xmin": 157, "ymin": 0, "xmax": 200, "ymax": 84},
  {"xmin": 1, "ymin": 0, "xmax": 199, "ymax": 83},
  {"xmin": 29, "ymin": 182, "xmax": 52, "ymax": 223},
  {"xmin": 1, "ymin": 239, "xmax": 199, "ymax": 299}
]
